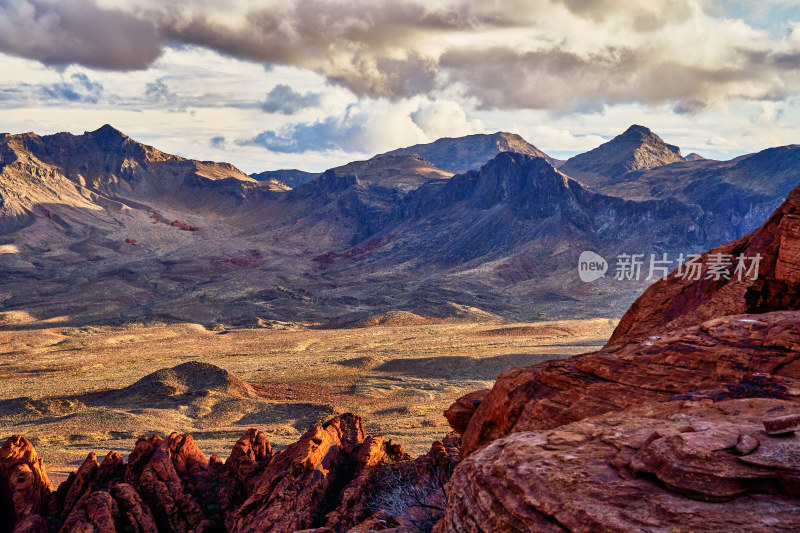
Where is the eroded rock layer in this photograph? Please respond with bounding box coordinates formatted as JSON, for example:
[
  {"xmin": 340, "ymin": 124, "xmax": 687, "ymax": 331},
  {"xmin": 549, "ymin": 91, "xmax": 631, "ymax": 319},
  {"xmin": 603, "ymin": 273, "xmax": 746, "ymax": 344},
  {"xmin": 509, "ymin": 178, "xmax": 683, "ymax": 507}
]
[{"xmin": 444, "ymin": 398, "xmax": 800, "ymax": 532}]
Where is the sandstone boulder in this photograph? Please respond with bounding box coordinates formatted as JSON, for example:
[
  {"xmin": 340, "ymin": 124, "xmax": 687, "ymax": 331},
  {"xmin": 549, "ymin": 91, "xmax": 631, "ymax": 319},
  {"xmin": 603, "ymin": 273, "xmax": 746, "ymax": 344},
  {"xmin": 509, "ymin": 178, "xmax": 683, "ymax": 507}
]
[{"xmin": 444, "ymin": 398, "xmax": 800, "ymax": 532}]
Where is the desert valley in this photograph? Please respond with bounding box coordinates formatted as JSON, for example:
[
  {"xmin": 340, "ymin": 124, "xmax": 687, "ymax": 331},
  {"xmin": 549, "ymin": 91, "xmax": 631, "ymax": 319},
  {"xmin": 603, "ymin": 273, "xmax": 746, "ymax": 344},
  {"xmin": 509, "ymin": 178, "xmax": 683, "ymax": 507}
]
[
  {"xmin": 0, "ymin": 120, "xmax": 800, "ymax": 532},
  {"xmin": 2, "ymin": 2, "xmax": 800, "ymax": 530}
]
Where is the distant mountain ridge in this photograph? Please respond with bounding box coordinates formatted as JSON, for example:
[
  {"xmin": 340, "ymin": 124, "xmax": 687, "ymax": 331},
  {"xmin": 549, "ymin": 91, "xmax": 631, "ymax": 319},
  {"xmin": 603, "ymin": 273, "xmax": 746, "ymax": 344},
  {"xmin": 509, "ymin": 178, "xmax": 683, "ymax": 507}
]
[
  {"xmin": 252, "ymin": 131, "xmax": 558, "ymax": 189},
  {"xmin": 1, "ymin": 124, "xmax": 800, "ymax": 328}
]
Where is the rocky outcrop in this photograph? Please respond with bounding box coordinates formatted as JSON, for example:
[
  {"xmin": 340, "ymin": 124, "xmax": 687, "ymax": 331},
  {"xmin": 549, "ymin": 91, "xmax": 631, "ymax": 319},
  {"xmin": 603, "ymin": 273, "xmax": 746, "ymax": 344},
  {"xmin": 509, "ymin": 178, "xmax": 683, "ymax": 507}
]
[
  {"xmin": 0, "ymin": 414, "xmax": 453, "ymax": 533},
  {"xmin": 224, "ymin": 428, "xmax": 274, "ymax": 491},
  {"xmin": 229, "ymin": 413, "xmax": 409, "ymax": 533},
  {"xmin": 453, "ymin": 310, "xmax": 800, "ymax": 455},
  {"xmin": 443, "ymin": 389, "xmax": 488, "ymax": 435},
  {"xmin": 443, "ymin": 398, "xmax": 800, "ymax": 532},
  {"xmin": 0, "ymin": 436, "xmax": 52, "ymax": 532}
]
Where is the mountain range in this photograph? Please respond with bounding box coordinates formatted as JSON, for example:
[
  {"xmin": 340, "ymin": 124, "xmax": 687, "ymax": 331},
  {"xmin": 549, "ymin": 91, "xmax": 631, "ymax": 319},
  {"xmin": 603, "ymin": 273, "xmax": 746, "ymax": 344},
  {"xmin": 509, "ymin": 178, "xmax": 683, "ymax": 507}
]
[{"xmin": 1, "ymin": 124, "xmax": 798, "ymax": 328}]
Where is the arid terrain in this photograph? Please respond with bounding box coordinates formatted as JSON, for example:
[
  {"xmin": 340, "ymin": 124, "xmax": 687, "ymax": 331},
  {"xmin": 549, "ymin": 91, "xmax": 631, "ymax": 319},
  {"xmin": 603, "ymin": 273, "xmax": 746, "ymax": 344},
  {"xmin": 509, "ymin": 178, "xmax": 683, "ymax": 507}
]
[
  {"xmin": 2, "ymin": 124, "xmax": 800, "ymax": 532},
  {"xmin": 0, "ymin": 316, "xmax": 615, "ymax": 486}
]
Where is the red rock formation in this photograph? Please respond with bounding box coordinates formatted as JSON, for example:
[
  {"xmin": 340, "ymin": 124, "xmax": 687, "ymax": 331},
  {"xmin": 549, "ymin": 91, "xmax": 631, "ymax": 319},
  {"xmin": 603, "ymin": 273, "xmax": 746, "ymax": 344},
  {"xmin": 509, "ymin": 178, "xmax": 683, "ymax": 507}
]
[
  {"xmin": 224, "ymin": 428, "xmax": 274, "ymax": 490},
  {"xmin": 443, "ymin": 398, "xmax": 800, "ymax": 532},
  {"xmin": 443, "ymin": 389, "xmax": 488, "ymax": 435},
  {"xmin": 0, "ymin": 419, "xmax": 442, "ymax": 533},
  {"xmin": 0, "ymin": 435, "xmax": 52, "ymax": 531},
  {"xmin": 451, "ymin": 182, "xmax": 800, "ymax": 455},
  {"xmin": 229, "ymin": 413, "xmax": 408, "ymax": 533},
  {"xmin": 609, "ymin": 179, "xmax": 800, "ymax": 347},
  {"xmin": 454, "ymin": 310, "xmax": 800, "ymax": 455}
]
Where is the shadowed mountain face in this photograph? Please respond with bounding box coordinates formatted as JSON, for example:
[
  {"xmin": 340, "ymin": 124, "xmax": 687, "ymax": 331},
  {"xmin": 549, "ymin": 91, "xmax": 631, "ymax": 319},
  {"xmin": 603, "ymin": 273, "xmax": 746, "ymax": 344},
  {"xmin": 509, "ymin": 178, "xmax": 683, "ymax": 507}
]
[
  {"xmin": 1, "ymin": 125, "xmax": 799, "ymax": 328},
  {"xmin": 250, "ymin": 169, "xmax": 318, "ymax": 188}
]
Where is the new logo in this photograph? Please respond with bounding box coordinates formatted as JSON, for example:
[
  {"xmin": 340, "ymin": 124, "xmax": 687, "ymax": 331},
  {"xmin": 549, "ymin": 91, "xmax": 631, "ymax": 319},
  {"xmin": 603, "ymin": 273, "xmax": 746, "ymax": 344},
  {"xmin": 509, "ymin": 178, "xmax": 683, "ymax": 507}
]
[{"xmin": 578, "ymin": 251, "xmax": 608, "ymax": 282}]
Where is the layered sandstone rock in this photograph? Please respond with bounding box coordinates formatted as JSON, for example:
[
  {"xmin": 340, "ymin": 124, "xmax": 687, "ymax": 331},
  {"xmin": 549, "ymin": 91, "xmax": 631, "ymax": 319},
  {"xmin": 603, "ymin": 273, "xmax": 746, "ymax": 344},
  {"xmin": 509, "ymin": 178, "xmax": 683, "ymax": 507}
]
[
  {"xmin": 443, "ymin": 398, "xmax": 800, "ymax": 532},
  {"xmin": 454, "ymin": 310, "xmax": 800, "ymax": 455}
]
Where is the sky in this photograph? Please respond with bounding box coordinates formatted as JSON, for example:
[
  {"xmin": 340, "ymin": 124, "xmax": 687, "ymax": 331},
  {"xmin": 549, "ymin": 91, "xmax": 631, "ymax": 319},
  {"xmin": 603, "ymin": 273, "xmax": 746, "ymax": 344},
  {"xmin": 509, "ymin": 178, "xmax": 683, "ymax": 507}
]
[{"xmin": 0, "ymin": 0, "xmax": 799, "ymax": 173}]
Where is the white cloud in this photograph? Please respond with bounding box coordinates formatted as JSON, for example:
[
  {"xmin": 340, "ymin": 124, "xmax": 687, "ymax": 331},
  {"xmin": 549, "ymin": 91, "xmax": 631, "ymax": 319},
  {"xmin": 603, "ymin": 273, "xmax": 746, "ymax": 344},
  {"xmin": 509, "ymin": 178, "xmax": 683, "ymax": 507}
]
[
  {"xmin": 411, "ymin": 99, "xmax": 484, "ymax": 139},
  {"xmin": 1, "ymin": 1, "xmax": 799, "ymax": 111},
  {"xmin": 0, "ymin": 1, "xmax": 799, "ymax": 172},
  {"xmin": 243, "ymin": 97, "xmax": 487, "ymax": 155}
]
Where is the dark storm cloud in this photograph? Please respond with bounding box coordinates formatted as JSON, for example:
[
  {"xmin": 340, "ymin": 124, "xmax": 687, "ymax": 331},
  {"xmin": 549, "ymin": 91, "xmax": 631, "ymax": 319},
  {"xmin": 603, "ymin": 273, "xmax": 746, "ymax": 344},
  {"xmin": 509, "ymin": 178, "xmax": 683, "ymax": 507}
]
[
  {"xmin": 262, "ymin": 84, "xmax": 319, "ymax": 114},
  {"xmin": 1, "ymin": 0, "xmax": 799, "ymax": 111},
  {"xmin": 0, "ymin": 0, "xmax": 164, "ymax": 69}
]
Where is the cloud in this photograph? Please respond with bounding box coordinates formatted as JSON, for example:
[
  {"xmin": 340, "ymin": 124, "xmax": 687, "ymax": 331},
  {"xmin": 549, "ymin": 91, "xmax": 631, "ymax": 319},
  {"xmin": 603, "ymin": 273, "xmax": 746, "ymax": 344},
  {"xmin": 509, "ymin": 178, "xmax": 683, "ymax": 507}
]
[
  {"xmin": 40, "ymin": 72, "xmax": 104, "ymax": 103},
  {"xmin": 0, "ymin": 0, "xmax": 164, "ymax": 69},
  {"xmin": 410, "ymin": 99, "xmax": 484, "ymax": 139},
  {"xmin": 262, "ymin": 84, "xmax": 319, "ymax": 114},
  {"xmin": 244, "ymin": 104, "xmax": 424, "ymax": 154},
  {"xmin": 244, "ymin": 96, "xmax": 484, "ymax": 154},
  {"xmin": 0, "ymin": 0, "xmax": 799, "ymax": 114},
  {"xmin": 209, "ymin": 135, "xmax": 225, "ymax": 149},
  {"xmin": 145, "ymin": 78, "xmax": 174, "ymax": 103},
  {"xmin": 673, "ymin": 100, "xmax": 708, "ymax": 115}
]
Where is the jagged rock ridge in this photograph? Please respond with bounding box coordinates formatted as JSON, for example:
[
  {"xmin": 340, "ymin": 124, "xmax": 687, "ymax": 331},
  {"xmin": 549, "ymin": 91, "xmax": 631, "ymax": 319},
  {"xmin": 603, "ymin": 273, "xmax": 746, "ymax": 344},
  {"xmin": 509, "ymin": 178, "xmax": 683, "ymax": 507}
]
[{"xmin": 0, "ymin": 413, "xmax": 460, "ymax": 533}]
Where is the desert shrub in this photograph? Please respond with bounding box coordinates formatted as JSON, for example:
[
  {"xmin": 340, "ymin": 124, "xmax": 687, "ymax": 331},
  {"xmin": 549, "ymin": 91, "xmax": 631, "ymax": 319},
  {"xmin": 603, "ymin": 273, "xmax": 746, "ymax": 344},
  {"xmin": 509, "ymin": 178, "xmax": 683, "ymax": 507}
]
[{"xmin": 369, "ymin": 465, "xmax": 447, "ymax": 533}]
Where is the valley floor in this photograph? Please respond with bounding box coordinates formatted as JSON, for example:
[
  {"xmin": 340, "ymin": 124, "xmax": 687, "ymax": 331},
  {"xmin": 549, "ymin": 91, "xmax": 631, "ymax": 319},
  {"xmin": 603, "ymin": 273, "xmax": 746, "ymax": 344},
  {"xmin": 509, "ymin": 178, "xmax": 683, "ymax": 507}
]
[{"xmin": 0, "ymin": 317, "xmax": 615, "ymax": 486}]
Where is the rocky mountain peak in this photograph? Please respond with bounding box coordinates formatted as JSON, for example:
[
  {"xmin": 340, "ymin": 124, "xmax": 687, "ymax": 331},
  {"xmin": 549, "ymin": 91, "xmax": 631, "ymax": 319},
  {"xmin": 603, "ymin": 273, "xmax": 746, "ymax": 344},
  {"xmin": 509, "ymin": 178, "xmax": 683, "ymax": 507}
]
[
  {"xmin": 89, "ymin": 124, "xmax": 129, "ymax": 142},
  {"xmin": 559, "ymin": 124, "xmax": 684, "ymax": 187},
  {"xmin": 471, "ymin": 152, "xmax": 571, "ymax": 206},
  {"xmin": 619, "ymin": 123, "xmax": 654, "ymax": 139},
  {"xmin": 380, "ymin": 131, "xmax": 556, "ymax": 173}
]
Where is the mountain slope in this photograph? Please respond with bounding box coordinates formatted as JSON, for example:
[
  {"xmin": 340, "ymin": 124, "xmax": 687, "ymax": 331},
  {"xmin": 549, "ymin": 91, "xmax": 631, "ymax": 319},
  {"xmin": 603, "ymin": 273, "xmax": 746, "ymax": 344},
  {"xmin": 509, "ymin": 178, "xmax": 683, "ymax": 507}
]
[
  {"xmin": 328, "ymin": 153, "xmax": 453, "ymax": 192},
  {"xmin": 558, "ymin": 126, "xmax": 800, "ymax": 242},
  {"xmin": 0, "ymin": 125, "xmax": 265, "ymax": 217},
  {"xmin": 381, "ymin": 132, "xmax": 558, "ymax": 173},
  {"xmin": 312, "ymin": 153, "xmax": 733, "ymax": 320},
  {"xmin": 1, "ymin": 125, "xmax": 800, "ymax": 328},
  {"xmin": 559, "ymin": 124, "xmax": 684, "ymax": 187},
  {"xmin": 250, "ymin": 169, "xmax": 318, "ymax": 188}
]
